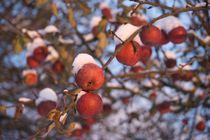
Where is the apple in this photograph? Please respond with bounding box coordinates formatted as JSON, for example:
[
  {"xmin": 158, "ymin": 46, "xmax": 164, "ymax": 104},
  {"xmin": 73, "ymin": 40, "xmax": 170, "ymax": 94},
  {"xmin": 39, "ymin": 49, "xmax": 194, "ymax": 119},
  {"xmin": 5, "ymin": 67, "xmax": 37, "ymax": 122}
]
[
  {"xmin": 116, "ymin": 41, "xmax": 141, "ymax": 66},
  {"xmin": 130, "ymin": 15, "xmax": 147, "ymax": 27},
  {"xmin": 37, "ymin": 100, "xmax": 57, "ymax": 117},
  {"xmin": 33, "ymin": 46, "xmax": 48, "ymax": 62},
  {"xmin": 27, "ymin": 56, "xmax": 40, "ymax": 68},
  {"xmin": 159, "ymin": 30, "xmax": 169, "ymax": 45},
  {"xmin": 71, "ymin": 129, "xmax": 83, "ymax": 137},
  {"xmin": 139, "ymin": 46, "xmax": 152, "ymax": 63},
  {"xmin": 122, "ymin": 96, "xmax": 130, "ymax": 105},
  {"xmin": 165, "ymin": 58, "xmax": 176, "ymax": 68},
  {"xmin": 168, "ymin": 26, "xmax": 187, "ymax": 44},
  {"xmin": 23, "ymin": 72, "xmax": 38, "ymax": 86},
  {"xmin": 196, "ymin": 120, "xmax": 205, "ymax": 131},
  {"xmin": 75, "ymin": 63, "xmax": 104, "ymax": 91},
  {"xmin": 140, "ymin": 25, "xmax": 162, "ymax": 46},
  {"xmin": 76, "ymin": 93, "xmax": 103, "ymax": 118},
  {"xmin": 83, "ymin": 117, "xmax": 96, "ymax": 126},
  {"xmin": 52, "ymin": 60, "xmax": 64, "ymax": 73},
  {"xmin": 157, "ymin": 101, "xmax": 171, "ymax": 114},
  {"xmin": 101, "ymin": 7, "xmax": 112, "ymax": 20}
]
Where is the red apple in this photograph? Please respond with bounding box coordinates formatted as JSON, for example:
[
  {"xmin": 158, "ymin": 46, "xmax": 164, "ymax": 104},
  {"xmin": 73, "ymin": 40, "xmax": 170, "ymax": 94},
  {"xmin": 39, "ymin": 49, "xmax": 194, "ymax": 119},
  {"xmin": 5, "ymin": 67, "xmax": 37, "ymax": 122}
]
[
  {"xmin": 37, "ymin": 100, "xmax": 57, "ymax": 117},
  {"xmin": 122, "ymin": 96, "xmax": 130, "ymax": 105},
  {"xmin": 157, "ymin": 101, "xmax": 171, "ymax": 114},
  {"xmin": 33, "ymin": 46, "xmax": 48, "ymax": 62},
  {"xmin": 139, "ymin": 46, "xmax": 152, "ymax": 63},
  {"xmin": 75, "ymin": 63, "xmax": 104, "ymax": 91},
  {"xmin": 102, "ymin": 7, "xmax": 112, "ymax": 20},
  {"xmin": 76, "ymin": 93, "xmax": 103, "ymax": 118},
  {"xmin": 165, "ymin": 58, "xmax": 176, "ymax": 68},
  {"xmin": 130, "ymin": 16, "xmax": 147, "ymax": 27},
  {"xmin": 83, "ymin": 117, "xmax": 96, "ymax": 126},
  {"xmin": 52, "ymin": 60, "xmax": 64, "ymax": 73},
  {"xmin": 116, "ymin": 41, "xmax": 141, "ymax": 66},
  {"xmin": 168, "ymin": 26, "xmax": 187, "ymax": 44},
  {"xmin": 27, "ymin": 56, "xmax": 40, "ymax": 68},
  {"xmin": 196, "ymin": 120, "xmax": 205, "ymax": 131},
  {"xmin": 23, "ymin": 73, "xmax": 38, "ymax": 86},
  {"xmin": 140, "ymin": 25, "xmax": 162, "ymax": 46}
]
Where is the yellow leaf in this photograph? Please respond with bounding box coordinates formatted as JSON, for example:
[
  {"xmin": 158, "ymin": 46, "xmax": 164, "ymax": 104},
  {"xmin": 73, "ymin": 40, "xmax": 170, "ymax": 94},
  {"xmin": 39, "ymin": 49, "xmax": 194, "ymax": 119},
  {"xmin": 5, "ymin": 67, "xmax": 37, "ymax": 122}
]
[
  {"xmin": 36, "ymin": 0, "xmax": 48, "ymax": 6},
  {"xmin": 98, "ymin": 19, "xmax": 108, "ymax": 31},
  {"xmin": 76, "ymin": 1, "xmax": 91, "ymax": 16},
  {"xmin": 67, "ymin": 8, "xmax": 77, "ymax": 28},
  {"xmin": 47, "ymin": 109, "xmax": 61, "ymax": 121},
  {"xmin": 13, "ymin": 39, "xmax": 22, "ymax": 54},
  {"xmin": 51, "ymin": 3, "xmax": 58, "ymax": 16},
  {"xmin": 96, "ymin": 32, "xmax": 107, "ymax": 57},
  {"xmin": 0, "ymin": 105, "xmax": 6, "ymax": 115}
]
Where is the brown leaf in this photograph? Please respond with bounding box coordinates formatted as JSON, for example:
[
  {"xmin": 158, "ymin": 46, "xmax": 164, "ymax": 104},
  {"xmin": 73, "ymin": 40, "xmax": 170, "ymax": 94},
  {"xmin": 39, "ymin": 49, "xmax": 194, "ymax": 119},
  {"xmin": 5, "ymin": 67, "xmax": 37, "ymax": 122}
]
[
  {"xmin": 51, "ymin": 3, "xmax": 58, "ymax": 16},
  {"xmin": 14, "ymin": 103, "xmax": 24, "ymax": 120},
  {"xmin": 36, "ymin": 0, "xmax": 48, "ymax": 6},
  {"xmin": 47, "ymin": 109, "xmax": 61, "ymax": 121},
  {"xmin": 0, "ymin": 105, "xmax": 7, "ymax": 115},
  {"xmin": 67, "ymin": 8, "xmax": 77, "ymax": 28},
  {"xmin": 96, "ymin": 32, "xmax": 107, "ymax": 57},
  {"xmin": 76, "ymin": 1, "xmax": 91, "ymax": 16},
  {"xmin": 98, "ymin": 19, "xmax": 108, "ymax": 31}
]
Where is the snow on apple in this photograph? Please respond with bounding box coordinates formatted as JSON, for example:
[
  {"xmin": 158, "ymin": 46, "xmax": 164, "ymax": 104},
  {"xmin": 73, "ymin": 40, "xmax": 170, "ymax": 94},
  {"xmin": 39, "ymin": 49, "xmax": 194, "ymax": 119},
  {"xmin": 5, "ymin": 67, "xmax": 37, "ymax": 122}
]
[
  {"xmin": 72, "ymin": 53, "xmax": 98, "ymax": 74},
  {"xmin": 35, "ymin": 88, "xmax": 58, "ymax": 105},
  {"xmin": 44, "ymin": 25, "xmax": 59, "ymax": 33}
]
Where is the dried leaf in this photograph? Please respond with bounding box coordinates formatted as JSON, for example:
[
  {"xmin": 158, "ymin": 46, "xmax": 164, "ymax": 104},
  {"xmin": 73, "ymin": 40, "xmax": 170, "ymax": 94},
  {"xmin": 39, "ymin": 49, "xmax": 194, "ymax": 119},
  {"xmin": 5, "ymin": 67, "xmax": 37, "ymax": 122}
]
[
  {"xmin": 0, "ymin": 105, "xmax": 7, "ymax": 115},
  {"xmin": 51, "ymin": 3, "xmax": 58, "ymax": 16},
  {"xmin": 96, "ymin": 32, "xmax": 107, "ymax": 57},
  {"xmin": 36, "ymin": 0, "xmax": 48, "ymax": 6},
  {"xmin": 67, "ymin": 8, "xmax": 77, "ymax": 28},
  {"xmin": 76, "ymin": 1, "xmax": 91, "ymax": 15},
  {"xmin": 98, "ymin": 19, "xmax": 108, "ymax": 31},
  {"xmin": 65, "ymin": 122, "xmax": 76, "ymax": 136},
  {"xmin": 13, "ymin": 38, "xmax": 22, "ymax": 54},
  {"xmin": 47, "ymin": 109, "xmax": 61, "ymax": 121},
  {"xmin": 14, "ymin": 103, "xmax": 24, "ymax": 120}
]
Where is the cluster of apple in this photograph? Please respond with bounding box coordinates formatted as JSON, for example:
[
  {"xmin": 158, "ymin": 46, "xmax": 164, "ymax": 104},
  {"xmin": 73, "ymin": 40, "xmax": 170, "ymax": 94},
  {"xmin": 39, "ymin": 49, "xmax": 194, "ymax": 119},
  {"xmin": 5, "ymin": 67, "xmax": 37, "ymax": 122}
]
[
  {"xmin": 182, "ymin": 116, "xmax": 206, "ymax": 131},
  {"xmin": 72, "ymin": 54, "xmax": 104, "ymax": 118},
  {"xmin": 113, "ymin": 16, "xmax": 187, "ymax": 68},
  {"xmin": 22, "ymin": 27, "xmax": 64, "ymax": 86}
]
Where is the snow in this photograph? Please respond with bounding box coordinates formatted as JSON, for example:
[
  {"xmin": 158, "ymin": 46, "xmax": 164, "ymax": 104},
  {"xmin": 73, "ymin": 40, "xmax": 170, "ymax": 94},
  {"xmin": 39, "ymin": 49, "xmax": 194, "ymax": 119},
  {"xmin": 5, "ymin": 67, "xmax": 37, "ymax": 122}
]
[
  {"xmin": 204, "ymin": 36, "xmax": 210, "ymax": 43},
  {"xmin": 165, "ymin": 51, "xmax": 176, "ymax": 59},
  {"xmin": 154, "ymin": 16, "xmax": 184, "ymax": 33},
  {"xmin": 196, "ymin": 115, "xmax": 204, "ymax": 123},
  {"xmin": 35, "ymin": 88, "xmax": 58, "ymax": 105},
  {"xmin": 18, "ymin": 97, "xmax": 33, "ymax": 103},
  {"xmin": 114, "ymin": 23, "xmax": 140, "ymax": 44},
  {"xmin": 22, "ymin": 29, "xmax": 40, "ymax": 38},
  {"xmin": 72, "ymin": 122, "xmax": 82, "ymax": 130},
  {"xmin": 76, "ymin": 91, "xmax": 87, "ymax": 102},
  {"xmin": 90, "ymin": 16, "xmax": 101, "ymax": 28},
  {"xmin": 72, "ymin": 53, "xmax": 97, "ymax": 74},
  {"xmin": 58, "ymin": 36, "xmax": 74, "ymax": 44},
  {"xmin": 195, "ymin": 2, "xmax": 210, "ymax": 7},
  {"xmin": 44, "ymin": 25, "xmax": 59, "ymax": 33},
  {"xmin": 45, "ymin": 46, "xmax": 59, "ymax": 62},
  {"xmin": 99, "ymin": 2, "xmax": 109, "ymax": 9},
  {"xmin": 22, "ymin": 69, "xmax": 37, "ymax": 76},
  {"xmin": 83, "ymin": 33, "xmax": 94, "ymax": 41},
  {"xmin": 59, "ymin": 113, "xmax": 67, "ymax": 122},
  {"xmin": 26, "ymin": 38, "xmax": 46, "ymax": 56}
]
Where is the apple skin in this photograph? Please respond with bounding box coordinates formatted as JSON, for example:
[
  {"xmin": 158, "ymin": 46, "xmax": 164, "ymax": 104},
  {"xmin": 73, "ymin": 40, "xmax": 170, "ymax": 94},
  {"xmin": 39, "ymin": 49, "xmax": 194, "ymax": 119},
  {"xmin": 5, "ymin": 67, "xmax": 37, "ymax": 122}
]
[
  {"xmin": 24, "ymin": 73, "xmax": 38, "ymax": 86},
  {"xmin": 196, "ymin": 121, "xmax": 205, "ymax": 131},
  {"xmin": 116, "ymin": 41, "xmax": 141, "ymax": 66},
  {"xmin": 102, "ymin": 7, "xmax": 112, "ymax": 20},
  {"xmin": 122, "ymin": 96, "xmax": 130, "ymax": 105},
  {"xmin": 140, "ymin": 25, "xmax": 162, "ymax": 46},
  {"xmin": 75, "ymin": 63, "xmax": 104, "ymax": 91},
  {"xmin": 139, "ymin": 46, "xmax": 152, "ymax": 63},
  {"xmin": 159, "ymin": 30, "xmax": 169, "ymax": 45},
  {"xmin": 76, "ymin": 93, "xmax": 103, "ymax": 118},
  {"xmin": 52, "ymin": 60, "xmax": 64, "ymax": 73},
  {"xmin": 168, "ymin": 26, "xmax": 187, "ymax": 44},
  {"xmin": 130, "ymin": 16, "xmax": 147, "ymax": 27},
  {"xmin": 165, "ymin": 58, "xmax": 176, "ymax": 68},
  {"xmin": 33, "ymin": 46, "xmax": 48, "ymax": 62},
  {"xmin": 27, "ymin": 56, "xmax": 40, "ymax": 68},
  {"xmin": 71, "ymin": 129, "xmax": 83, "ymax": 137},
  {"xmin": 83, "ymin": 117, "xmax": 96, "ymax": 126},
  {"xmin": 37, "ymin": 100, "xmax": 57, "ymax": 117}
]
